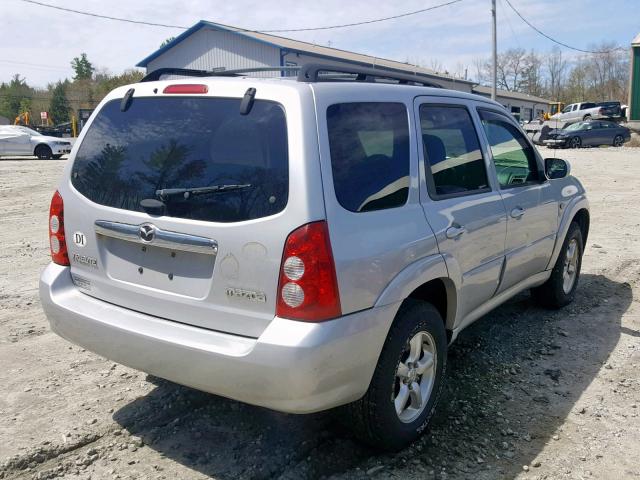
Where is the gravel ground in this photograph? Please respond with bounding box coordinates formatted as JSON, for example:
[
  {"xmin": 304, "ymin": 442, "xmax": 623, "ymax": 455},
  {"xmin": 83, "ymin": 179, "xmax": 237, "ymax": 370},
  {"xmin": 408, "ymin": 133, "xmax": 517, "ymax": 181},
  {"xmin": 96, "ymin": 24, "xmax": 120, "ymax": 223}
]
[{"xmin": 1, "ymin": 146, "xmax": 639, "ymax": 480}]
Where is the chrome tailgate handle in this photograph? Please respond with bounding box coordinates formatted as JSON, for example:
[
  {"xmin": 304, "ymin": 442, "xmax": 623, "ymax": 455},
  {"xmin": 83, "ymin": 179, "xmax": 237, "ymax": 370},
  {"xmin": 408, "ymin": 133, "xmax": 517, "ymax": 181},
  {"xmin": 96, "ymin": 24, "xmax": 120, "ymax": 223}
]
[{"xmin": 95, "ymin": 220, "xmax": 218, "ymax": 255}]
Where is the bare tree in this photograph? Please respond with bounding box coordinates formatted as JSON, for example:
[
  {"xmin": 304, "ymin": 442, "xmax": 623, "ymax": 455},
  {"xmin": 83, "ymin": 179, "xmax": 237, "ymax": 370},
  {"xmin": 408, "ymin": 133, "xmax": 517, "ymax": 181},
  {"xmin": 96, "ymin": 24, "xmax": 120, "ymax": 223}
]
[
  {"xmin": 495, "ymin": 48, "xmax": 527, "ymax": 91},
  {"xmin": 520, "ymin": 50, "xmax": 544, "ymax": 96},
  {"xmin": 546, "ymin": 46, "xmax": 566, "ymax": 100}
]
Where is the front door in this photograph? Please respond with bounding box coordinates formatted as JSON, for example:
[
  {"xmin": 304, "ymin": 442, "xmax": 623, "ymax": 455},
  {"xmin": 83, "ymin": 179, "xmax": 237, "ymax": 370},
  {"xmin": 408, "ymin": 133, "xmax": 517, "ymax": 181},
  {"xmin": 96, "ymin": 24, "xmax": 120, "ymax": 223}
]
[
  {"xmin": 477, "ymin": 108, "xmax": 558, "ymax": 293},
  {"xmin": 415, "ymin": 98, "xmax": 507, "ymax": 320}
]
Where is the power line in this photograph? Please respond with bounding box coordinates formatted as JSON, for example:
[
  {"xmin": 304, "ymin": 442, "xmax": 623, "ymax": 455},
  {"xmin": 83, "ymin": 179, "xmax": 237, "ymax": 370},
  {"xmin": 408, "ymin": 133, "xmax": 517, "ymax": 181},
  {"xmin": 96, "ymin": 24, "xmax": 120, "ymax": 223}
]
[
  {"xmin": 18, "ymin": 0, "xmax": 464, "ymax": 33},
  {"xmin": 503, "ymin": 0, "xmax": 625, "ymax": 54},
  {"xmin": 262, "ymin": 1, "xmax": 464, "ymax": 32}
]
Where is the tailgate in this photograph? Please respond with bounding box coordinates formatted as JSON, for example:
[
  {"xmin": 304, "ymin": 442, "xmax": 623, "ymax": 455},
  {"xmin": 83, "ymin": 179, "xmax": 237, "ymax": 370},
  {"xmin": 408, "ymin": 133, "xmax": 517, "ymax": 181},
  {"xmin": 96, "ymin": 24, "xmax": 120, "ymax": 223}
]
[{"xmin": 59, "ymin": 86, "xmax": 316, "ymax": 338}]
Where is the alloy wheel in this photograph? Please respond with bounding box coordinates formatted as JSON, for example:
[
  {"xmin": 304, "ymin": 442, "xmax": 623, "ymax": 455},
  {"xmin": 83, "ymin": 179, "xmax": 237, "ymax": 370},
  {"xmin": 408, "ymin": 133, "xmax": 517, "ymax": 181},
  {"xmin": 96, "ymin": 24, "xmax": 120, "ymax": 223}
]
[{"xmin": 394, "ymin": 331, "xmax": 437, "ymax": 423}]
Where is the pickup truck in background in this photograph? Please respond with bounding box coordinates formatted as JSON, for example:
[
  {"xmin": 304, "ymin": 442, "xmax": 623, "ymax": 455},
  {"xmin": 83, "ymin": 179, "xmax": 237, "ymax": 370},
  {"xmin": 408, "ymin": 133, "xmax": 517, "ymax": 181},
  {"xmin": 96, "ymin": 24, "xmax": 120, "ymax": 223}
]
[
  {"xmin": 596, "ymin": 101, "xmax": 625, "ymax": 120},
  {"xmin": 551, "ymin": 102, "xmax": 600, "ymax": 122}
]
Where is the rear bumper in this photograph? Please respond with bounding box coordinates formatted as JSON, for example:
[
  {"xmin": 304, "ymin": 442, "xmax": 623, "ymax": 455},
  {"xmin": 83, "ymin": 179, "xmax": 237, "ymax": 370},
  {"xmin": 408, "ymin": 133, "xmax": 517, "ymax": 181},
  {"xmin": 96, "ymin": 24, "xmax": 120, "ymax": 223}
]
[{"xmin": 39, "ymin": 263, "xmax": 397, "ymax": 414}]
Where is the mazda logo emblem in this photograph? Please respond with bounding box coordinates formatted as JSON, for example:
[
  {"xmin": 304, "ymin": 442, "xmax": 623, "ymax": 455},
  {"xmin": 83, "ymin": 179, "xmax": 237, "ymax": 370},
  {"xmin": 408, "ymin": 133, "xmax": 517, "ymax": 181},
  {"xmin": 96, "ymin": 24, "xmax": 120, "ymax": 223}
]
[{"xmin": 139, "ymin": 224, "xmax": 156, "ymax": 243}]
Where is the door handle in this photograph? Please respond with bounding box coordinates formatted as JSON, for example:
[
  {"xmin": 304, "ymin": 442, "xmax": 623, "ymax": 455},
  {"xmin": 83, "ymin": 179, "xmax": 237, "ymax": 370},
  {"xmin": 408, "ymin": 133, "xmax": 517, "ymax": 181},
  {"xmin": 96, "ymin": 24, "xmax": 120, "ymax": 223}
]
[
  {"xmin": 446, "ymin": 225, "xmax": 466, "ymax": 239},
  {"xmin": 510, "ymin": 207, "xmax": 525, "ymax": 219}
]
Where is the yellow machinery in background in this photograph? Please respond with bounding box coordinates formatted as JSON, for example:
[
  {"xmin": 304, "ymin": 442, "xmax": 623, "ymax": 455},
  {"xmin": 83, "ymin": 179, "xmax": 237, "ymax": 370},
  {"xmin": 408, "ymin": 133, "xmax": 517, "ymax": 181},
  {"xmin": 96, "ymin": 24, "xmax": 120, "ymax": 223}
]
[
  {"xmin": 544, "ymin": 102, "xmax": 565, "ymax": 120},
  {"xmin": 14, "ymin": 111, "xmax": 31, "ymax": 125}
]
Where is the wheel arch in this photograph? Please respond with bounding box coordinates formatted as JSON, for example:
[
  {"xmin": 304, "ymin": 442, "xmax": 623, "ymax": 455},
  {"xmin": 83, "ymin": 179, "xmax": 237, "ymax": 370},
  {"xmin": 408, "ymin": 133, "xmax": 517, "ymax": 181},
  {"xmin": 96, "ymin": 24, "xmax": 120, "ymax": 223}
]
[
  {"xmin": 406, "ymin": 277, "xmax": 457, "ymax": 336},
  {"xmin": 33, "ymin": 143, "xmax": 52, "ymax": 156},
  {"xmin": 374, "ymin": 253, "xmax": 457, "ymax": 336},
  {"xmin": 572, "ymin": 208, "xmax": 590, "ymax": 246},
  {"xmin": 546, "ymin": 196, "xmax": 590, "ymax": 269}
]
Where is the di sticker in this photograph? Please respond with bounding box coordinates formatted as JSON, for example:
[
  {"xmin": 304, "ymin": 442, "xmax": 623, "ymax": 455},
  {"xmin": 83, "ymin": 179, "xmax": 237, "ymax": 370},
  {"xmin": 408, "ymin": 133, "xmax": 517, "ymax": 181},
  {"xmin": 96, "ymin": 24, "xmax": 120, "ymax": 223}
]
[{"xmin": 73, "ymin": 231, "xmax": 87, "ymax": 247}]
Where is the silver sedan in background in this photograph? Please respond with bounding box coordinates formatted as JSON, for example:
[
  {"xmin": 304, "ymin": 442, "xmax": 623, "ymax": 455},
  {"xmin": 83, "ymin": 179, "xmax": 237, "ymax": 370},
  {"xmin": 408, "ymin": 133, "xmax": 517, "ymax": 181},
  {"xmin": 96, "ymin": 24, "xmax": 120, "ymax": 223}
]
[{"xmin": 0, "ymin": 125, "xmax": 72, "ymax": 159}]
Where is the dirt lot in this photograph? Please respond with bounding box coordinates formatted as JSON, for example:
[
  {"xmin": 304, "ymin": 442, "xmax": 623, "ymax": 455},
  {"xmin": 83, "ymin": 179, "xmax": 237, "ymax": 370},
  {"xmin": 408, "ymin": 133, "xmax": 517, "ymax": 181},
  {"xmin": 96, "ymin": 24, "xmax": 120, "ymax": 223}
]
[{"xmin": 1, "ymin": 146, "xmax": 639, "ymax": 480}]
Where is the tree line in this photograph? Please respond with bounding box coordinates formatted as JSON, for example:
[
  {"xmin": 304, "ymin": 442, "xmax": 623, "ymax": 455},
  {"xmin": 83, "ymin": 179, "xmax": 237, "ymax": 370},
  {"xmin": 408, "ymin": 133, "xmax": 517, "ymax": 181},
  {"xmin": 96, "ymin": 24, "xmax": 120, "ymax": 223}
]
[
  {"xmin": 0, "ymin": 53, "xmax": 143, "ymax": 124},
  {"xmin": 473, "ymin": 42, "xmax": 629, "ymax": 104}
]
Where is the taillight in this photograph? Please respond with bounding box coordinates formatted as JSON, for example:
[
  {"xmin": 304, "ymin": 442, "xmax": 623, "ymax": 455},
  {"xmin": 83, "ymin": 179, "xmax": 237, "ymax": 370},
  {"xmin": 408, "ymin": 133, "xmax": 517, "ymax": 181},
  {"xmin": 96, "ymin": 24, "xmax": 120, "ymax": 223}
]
[
  {"xmin": 49, "ymin": 190, "xmax": 69, "ymax": 266},
  {"xmin": 163, "ymin": 84, "xmax": 208, "ymax": 94},
  {"xmin": 276, "ymin": 221, "xmax": 341, "ymax": 321},
  {"xmin": 598, "ymin": 108, "xmax": 604, "ymax": 115}
]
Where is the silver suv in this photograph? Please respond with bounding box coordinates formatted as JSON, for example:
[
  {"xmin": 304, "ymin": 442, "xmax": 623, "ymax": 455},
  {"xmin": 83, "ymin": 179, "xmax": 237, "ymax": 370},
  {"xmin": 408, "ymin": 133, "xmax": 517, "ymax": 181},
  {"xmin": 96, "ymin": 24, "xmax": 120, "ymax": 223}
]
[{"xmin": 40, "ymin": 64, "xmax": 589, "ymax": 450}]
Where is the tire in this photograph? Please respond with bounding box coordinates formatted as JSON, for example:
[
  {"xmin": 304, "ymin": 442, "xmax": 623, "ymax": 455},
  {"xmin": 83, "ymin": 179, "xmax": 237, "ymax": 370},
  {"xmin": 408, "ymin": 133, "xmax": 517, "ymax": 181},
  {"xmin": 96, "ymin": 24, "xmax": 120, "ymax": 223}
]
[
  {"xmin": 52, "ymin": 154, "xmax": 63, "ymax": 159},
  {"xmin": 613, "ymin": 135, "xmax": 624, "ymax": 147},
  {"xmin": 583, "ymin": 114, "xmax": 591, "ymax": 121},
  {"xmin": 532, "ymin": 222, "xmax": 583, "ymax": 309},
  {"xmin": 346, "ymin": 300, "xmax": 447, "ymax": 450},
  {"xmin": 569, "ymin": 136, "xmax": 582, "ymax": 149},
  {"xmin": 35, "ymin": 145, "xmax": 53, "ymax": 160}
]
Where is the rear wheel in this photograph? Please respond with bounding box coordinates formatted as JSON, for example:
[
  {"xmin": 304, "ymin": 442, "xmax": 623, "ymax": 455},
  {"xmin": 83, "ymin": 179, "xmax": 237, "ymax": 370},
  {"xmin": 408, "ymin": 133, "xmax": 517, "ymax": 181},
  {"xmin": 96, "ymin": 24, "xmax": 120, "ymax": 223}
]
[
  {"xmin": 35, "ymin": 145, "xmax": 52, "ymax": 160},
  {"xmin": 613, "ymin": 135, "xmax": 624, "ymax": 147},
  {"xmin": 346, "ymin": 300, "xmax": 447, "ymax": 450},
  {"xmin": 583, "ymin": 114, "xmax": 591, "ymax": 121},
  {"xmin": 569, "ymin": 136, "xmax": 582, "ymax": 149},
  {"xmin": 532, "ymin": 222, "xmax": 583, "ymax": 309}
]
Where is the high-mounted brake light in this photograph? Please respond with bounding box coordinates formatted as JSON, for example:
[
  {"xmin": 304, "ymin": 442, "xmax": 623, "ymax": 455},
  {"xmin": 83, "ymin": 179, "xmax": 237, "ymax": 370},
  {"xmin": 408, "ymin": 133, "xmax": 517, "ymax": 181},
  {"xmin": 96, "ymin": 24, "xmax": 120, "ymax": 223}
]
[
  {"xmin": 276, "ymin": 221, "xmax": 341, "ymax": 322},
  {"xmin": 163, "ymin": 84, "xmax": 209, "ymax": 94},
  {"xmin": 49, "ymin": 190, "xmax": 69, "ymax": 266}
]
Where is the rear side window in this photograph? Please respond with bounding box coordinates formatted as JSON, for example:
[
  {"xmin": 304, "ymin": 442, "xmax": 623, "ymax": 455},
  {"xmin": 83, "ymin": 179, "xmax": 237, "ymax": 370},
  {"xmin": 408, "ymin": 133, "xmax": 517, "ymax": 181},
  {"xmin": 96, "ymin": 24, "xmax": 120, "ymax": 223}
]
[
  {"xmin": 479, "ymin": 109, "xmax": 540, "ymax": 188},
  {"xmin": 71, "ymin": 97, "xmax": 288, "ymax": 223},
  {"xmin": 327, "ymin": 103, "xmax": 409, "ymax": 212},
  {"xmin": 580, "ymin": 103, "xmax": 596, "ymax": 109},
  {"xmin": 420, "ymin": 104, "xmax": 489, "ymax": 197}
]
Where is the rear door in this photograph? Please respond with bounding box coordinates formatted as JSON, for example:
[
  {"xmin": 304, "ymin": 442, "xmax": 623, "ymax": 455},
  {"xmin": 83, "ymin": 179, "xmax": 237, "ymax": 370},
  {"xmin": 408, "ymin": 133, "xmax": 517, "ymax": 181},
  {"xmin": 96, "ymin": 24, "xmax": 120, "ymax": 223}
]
[
  {"xmin": 415, "ymin": 97, "xmax": 507, "ymax": 320},
  {"xmin": 477, "ymin": 108, "xmax": 557, "ymax": 293},
  {"xmin": 60, "ymin": 82, "xmax": 321, "ymax": 338}
]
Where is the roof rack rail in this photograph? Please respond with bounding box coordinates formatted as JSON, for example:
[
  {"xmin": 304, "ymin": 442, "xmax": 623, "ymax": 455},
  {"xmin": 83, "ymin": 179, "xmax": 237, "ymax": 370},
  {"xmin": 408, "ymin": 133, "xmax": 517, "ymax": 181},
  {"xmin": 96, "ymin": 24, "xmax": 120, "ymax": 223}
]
[
  {"xmin": 140, "ymin": 64, "xmax": 443, "ymax": 88},
  {"xmin": 140, "ymin": 67, "xmax": 223, "ymax": 82},
  {"xmin": 297, "ymin": 63, "xmax": 443, "ymax": 88},
  {"xmin": 140, "ymin": 66, "xmax": 300, "ymax": 82}
]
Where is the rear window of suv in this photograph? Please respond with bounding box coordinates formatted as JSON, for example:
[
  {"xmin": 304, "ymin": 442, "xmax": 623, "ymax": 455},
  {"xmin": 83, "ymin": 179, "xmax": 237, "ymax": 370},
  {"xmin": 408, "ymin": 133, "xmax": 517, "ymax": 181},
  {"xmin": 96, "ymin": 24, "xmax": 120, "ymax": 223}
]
[{"xmin": 71, "ymin": 97, "xmax": 288, "ymax": 223}]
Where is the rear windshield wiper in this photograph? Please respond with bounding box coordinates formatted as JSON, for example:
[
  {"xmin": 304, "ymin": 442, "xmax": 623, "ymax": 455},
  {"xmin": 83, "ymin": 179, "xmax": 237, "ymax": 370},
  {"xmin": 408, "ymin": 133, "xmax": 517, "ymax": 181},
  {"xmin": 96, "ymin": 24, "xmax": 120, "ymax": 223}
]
[{"xmin": 156, "ymin": 184, "xmax": 251, "ymax": 200}]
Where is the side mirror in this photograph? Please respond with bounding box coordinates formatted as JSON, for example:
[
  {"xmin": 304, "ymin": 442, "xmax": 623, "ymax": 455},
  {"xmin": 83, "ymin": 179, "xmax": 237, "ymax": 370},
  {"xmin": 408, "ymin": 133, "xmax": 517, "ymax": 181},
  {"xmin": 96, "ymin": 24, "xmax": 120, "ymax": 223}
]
[{"xmin": 545, "ymin": 157, "xmax": 570, "ymax": 179}]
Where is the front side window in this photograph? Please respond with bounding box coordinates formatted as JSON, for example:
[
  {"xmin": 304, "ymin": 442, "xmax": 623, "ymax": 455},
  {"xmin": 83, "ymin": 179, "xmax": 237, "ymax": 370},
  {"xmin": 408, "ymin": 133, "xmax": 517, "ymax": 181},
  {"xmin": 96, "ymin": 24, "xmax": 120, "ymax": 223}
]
[
  {"xmin": 327, "ymin": 102, "xmax": 410, "ymax": 212},
  {"xmin": 420, "ymin": 105, "xmax": 489, "ymax": 197},
  {"xmin": 479, "ymin": 109, "xmax": 541, "ymax": 188}
]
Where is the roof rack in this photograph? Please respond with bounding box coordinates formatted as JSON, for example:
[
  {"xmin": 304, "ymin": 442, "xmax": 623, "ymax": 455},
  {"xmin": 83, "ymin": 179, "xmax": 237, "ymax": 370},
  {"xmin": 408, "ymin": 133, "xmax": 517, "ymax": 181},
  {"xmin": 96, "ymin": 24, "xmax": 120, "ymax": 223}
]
[
  {"xmin": 297, "ymin": 63, "xmax": 443, "ymax": 88},
  {"xmin": 140, "ymin": 63, "xmax": 443, "ymax": 88},
  {"xmin": 140, "ymin": 66, "xmax": 300, "ymax": 82}
]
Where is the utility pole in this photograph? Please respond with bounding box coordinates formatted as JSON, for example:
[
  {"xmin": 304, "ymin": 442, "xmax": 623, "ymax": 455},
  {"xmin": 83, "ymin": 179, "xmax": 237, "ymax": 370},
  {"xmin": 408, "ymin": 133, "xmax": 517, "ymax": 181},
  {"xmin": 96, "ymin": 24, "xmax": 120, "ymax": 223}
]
[{"xmin": 491, "ymin": 0, "xmax": 497, "ymax": 100}]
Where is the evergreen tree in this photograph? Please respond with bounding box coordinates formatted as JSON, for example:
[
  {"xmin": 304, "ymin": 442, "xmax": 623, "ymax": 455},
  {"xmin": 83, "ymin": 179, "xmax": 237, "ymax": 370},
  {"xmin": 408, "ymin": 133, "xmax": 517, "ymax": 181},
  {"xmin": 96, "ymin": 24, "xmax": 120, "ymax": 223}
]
[
  {"xmin": 71, "ymin": 53, "xmax": 95, "ymax": 80},
  {"xmin": 49, "ymin": 81, "xmax": 70, "ymax": 124}
]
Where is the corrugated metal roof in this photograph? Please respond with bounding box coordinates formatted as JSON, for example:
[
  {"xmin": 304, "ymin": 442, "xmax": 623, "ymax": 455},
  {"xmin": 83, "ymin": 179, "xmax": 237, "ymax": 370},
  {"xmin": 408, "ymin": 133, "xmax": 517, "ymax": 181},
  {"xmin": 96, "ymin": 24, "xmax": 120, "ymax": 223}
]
[
  {"xmin": 137, "ymin": 20, "xmax": 474, "ymax": 85},
  {"xmin": 472, "ymin": 85, "xmax": 550, "ymax": 104}
]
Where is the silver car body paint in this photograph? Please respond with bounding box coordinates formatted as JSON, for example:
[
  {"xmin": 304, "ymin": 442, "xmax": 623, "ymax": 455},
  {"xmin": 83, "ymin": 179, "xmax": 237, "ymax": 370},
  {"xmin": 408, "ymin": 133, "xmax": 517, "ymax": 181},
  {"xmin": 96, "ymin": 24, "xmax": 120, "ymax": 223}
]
[{"xmin": 40, "ymin": 77, "xmax": 588, "ymax": 413}]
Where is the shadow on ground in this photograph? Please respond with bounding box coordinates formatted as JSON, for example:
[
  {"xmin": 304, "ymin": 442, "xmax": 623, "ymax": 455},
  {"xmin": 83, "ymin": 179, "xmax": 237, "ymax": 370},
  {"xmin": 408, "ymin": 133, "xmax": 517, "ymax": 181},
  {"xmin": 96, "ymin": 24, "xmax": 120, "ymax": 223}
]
[{"xmin": 114, "ymin": 273, "xmax": 632, "ymax": 479}]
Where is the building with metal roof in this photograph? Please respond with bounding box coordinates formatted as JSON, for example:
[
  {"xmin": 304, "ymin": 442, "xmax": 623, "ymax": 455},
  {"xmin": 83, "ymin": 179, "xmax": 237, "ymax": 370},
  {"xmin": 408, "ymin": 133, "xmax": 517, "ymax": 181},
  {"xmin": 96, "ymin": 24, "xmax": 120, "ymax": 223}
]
[{"xmin": 137, "ymin": 20, "xmax": 551, "ymax": 120}]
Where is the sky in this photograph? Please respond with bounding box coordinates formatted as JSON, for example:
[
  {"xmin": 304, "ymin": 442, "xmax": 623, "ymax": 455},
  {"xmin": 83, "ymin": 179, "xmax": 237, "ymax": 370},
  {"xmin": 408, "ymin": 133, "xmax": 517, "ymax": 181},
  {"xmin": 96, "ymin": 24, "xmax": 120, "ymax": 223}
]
[{"xmin": 2, "ymin": 0, "xmax": 639, "ymax": 88}]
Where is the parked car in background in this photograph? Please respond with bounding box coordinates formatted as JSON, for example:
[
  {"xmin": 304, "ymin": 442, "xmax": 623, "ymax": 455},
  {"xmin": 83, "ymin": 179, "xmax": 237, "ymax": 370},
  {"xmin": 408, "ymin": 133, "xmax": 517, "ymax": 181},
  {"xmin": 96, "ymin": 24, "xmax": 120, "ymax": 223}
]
[
  {"xmin": 551, "ymin": 102, "xmax": 608, "ymax": 122},
  {"xmin": 34, "ymin": 122, "xmax": 73, "ymax": 138},
  {"xmin": 543, "ymin": 120, "xmax": 631, "ymax": 148},
  {"xmin": 0, "ymin": 125, "xmax": 72, "ymax": 159}
]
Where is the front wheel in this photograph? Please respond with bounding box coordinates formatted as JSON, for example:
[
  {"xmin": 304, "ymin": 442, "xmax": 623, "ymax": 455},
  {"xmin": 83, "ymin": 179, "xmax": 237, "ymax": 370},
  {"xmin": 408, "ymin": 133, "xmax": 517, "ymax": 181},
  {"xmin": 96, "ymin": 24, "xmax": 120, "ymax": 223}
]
[
  {"xmin": 35, "ymin": 145, "xmax": 53, "ymax": 160},
  {"xmin": 346, "ymin": 300, "xmax": 447, "ymax": 450},
  {"xmin": 532, "ymin": 222, "xmax": 583, "ymax": 309},
  {"xmin": 569, "ymin": 136, "xmax": 582, "ymax": 149},
  {"xmin": 613, "ymin": 135, "xmax": 624, "ymax": 147}
]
